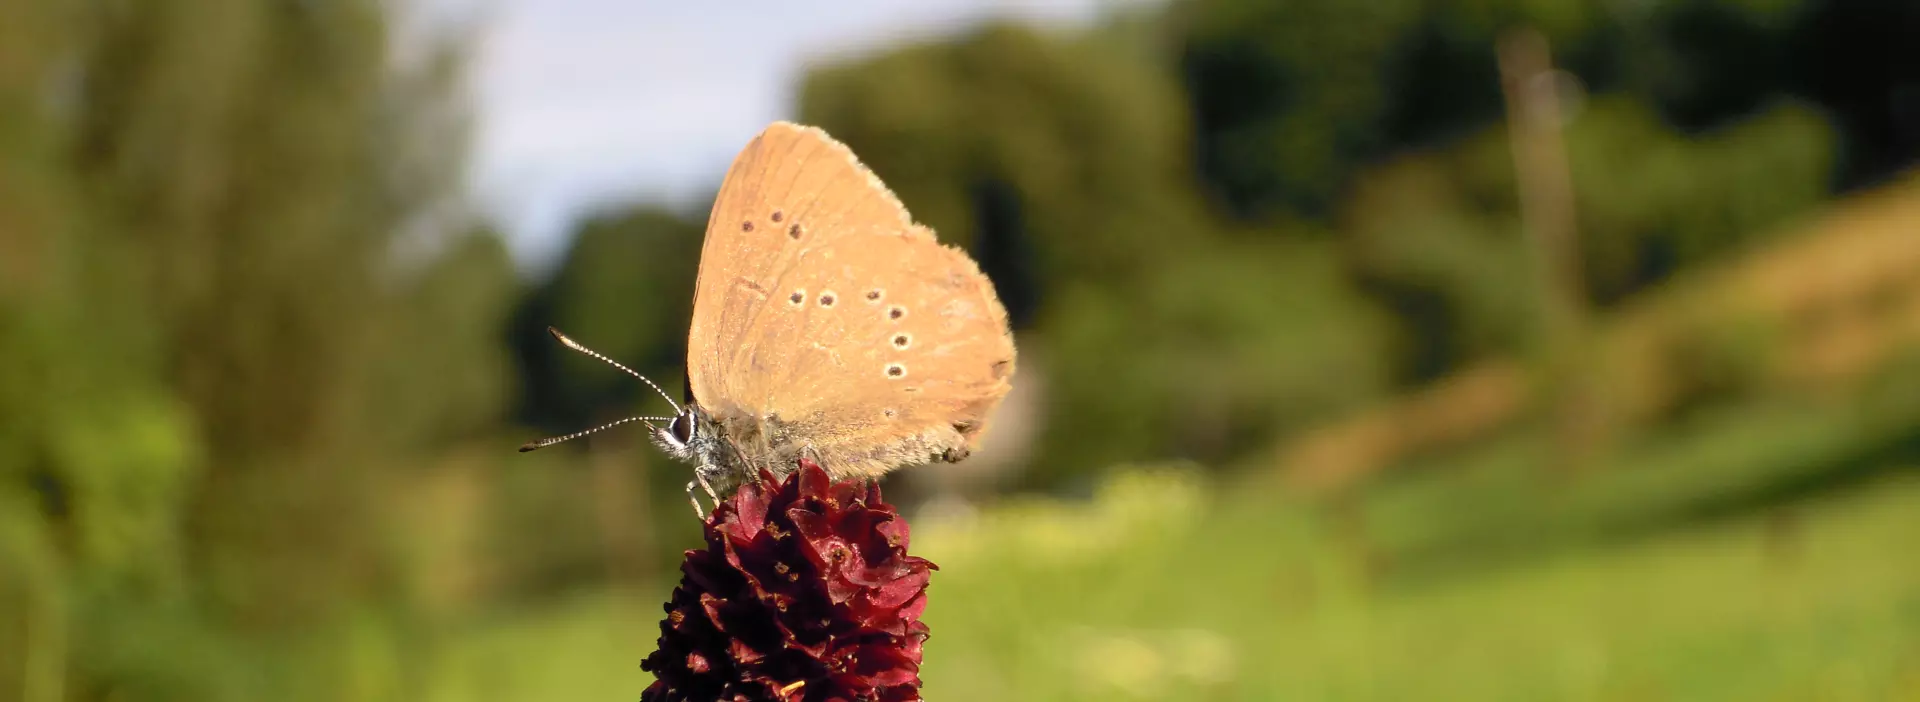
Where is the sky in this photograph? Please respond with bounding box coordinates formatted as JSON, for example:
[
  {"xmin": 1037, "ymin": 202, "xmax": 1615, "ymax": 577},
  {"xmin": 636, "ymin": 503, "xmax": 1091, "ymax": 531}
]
[{"xmin": 440, "ymin": 0, "xmax": 1146, "ymax": 271}]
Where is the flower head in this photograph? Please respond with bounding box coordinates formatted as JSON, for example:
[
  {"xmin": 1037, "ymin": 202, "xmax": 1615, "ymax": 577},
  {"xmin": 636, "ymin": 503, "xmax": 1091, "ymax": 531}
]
[{"xmin": 642, "ymin": 459, "xmax": 936, "ymax": 702}]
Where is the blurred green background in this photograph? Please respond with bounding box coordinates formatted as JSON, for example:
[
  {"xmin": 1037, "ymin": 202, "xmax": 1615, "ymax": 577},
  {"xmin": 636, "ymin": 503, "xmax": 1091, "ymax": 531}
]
[{"xmin": 4, "ymin": 0, "xmax": 1919, "ymax": 700}]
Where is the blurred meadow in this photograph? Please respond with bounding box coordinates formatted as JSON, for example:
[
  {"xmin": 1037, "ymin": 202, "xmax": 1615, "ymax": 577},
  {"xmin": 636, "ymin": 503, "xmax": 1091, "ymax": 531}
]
[{"xmin": 4, "ymin": 0, "xmax": 1920, "ymax": 700}]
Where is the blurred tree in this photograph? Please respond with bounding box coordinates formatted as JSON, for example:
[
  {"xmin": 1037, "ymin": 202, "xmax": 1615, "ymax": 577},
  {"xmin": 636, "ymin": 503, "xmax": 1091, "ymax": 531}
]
[
  {"xmin": 1175, "ymin": 0, "xmax": 1428, "ymax": 219},
  {"xmin": 1344, "ymin": 98, "xmax": 1833, "ymax": 381},
  {"xmin": 802, "ymin": 22, "xmax": 1208, "ymax": 289},
  {"xmin": 1173, "ymin": 0, "xmax": 1863, "ymax": 385},
  {"xmin": 1176, "ymin": 0, "xmax": 1914, "ymax": 224},
  {"xmin": 1043, "ymin": 239, "xmax": 1392, "ymax": 473},
  {"xmin": 512, "ymin": 205, "xmax": 704, "ymax": 433},
  {"xmin": 380, "ymin": 227, "xmax": 521, "ymax": 448},
  {"xmin": 1794, "ymin": 0, "xmax": 1920, "ymax": 190},
  {"xmin": 0, "ymin": 1, "xmax": 509, "ymax": 700}
]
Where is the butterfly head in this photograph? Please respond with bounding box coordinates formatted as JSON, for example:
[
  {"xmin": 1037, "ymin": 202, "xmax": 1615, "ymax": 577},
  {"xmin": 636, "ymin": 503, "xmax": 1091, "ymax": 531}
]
[
  {"xmin": 648, "ymin": 403, "xmax": 745, "ymax": 510},
  {"xmin": 649, "ymin": 403, "xmax": 738, "ymax": 476},
  {"xmin": 648, "ymin": 405, "xmax": 707, "ymax": 462}
]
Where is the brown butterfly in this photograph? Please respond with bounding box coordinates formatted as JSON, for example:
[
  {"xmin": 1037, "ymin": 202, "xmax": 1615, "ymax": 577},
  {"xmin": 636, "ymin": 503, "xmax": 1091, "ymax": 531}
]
[{"xmin": 522, "ymin": 122, "xmax": 1017, "ymax": 517}]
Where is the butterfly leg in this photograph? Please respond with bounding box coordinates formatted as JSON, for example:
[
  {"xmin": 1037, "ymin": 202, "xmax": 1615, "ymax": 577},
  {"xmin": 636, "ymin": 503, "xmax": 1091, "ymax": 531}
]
[
  {"xmin": 696, "ymin": 471, "xmax": 720, "ymax": 502},
  {"xmin": 684, "ymin": 481, "xmax": 707, "ymax": 520},
  {"xmin": 683, "ymin": 469, "xmax": 723, "ymax": 521}
]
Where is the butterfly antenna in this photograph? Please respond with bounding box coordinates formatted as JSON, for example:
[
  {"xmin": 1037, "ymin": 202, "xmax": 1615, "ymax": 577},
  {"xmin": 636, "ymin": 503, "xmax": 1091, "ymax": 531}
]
[
  {"xmin": 545, "ymin": 326, "xmax": 682, "ymax": 413},
  {"xmin": 518, "ymin": 415, "xmax": 674, "ymax": 452}
]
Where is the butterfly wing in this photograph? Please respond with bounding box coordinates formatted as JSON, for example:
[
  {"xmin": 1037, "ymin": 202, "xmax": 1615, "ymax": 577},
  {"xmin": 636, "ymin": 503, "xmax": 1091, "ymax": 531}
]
[
  {"xmin": 685, "ymin": 122, "xmax": 1016, "ymax": 479},
  {"xmin": 686, "ymin": 122, "xmax": 918, "ymax": 417},
  {"xmin": 739, "ymin": 224, "xmax": 1015, "ymax": 479}
]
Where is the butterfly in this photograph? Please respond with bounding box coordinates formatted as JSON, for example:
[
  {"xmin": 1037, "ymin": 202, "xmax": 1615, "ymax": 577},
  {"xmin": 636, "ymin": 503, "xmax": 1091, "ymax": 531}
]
[{"xmin": 522, "ymin": 122, "xmax": 1017, "ymax": 517}]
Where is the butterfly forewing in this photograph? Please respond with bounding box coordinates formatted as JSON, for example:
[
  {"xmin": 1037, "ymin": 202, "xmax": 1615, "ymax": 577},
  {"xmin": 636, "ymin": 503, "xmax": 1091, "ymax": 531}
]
[
  {"xmin": 687, "ymin": 123, "xmax": 914, "ymax": 413},
  {"xmin": 686, "ymin": 122, "xmax": 1016, "ymax": 480}
]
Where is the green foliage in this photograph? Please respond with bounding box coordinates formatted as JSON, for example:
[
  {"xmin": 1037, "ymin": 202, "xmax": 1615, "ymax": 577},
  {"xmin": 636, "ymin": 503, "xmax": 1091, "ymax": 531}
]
[
  {"xmin": 512, "ymin": 207, "xmax": 704, "ymax": 430},
  {"xmin": 2, "ymin": 0, "xmax": 1912, "ymax": 698},
  {"xmin": 1343, "ymin": 97, "xmax": 1831, "ymax": 379},
  {"xmin": 378, "ymin": 230, "xmax": 520, "ymax": 447},
  {"xmin": 1172, "ymin": 0, "xmax": 1837, "ymax": 223},
  {"xmin": 1176, "ymin": 0, "xmax": 1432, "ymax": 217},
  {"xmin": 0, "ymin": 1, "xmax": 516, "ymax": 699},
  {"xmin": 1040, "ymin": 240, "xmax": 1391, "ymax": 476},
  {"xmin": 411, "ymin": 460, "xmax": 1920, "ymax": 701},
  {"xmin": 1566, "ymin": 99, "xmax": 1832, "ymax": 303}
]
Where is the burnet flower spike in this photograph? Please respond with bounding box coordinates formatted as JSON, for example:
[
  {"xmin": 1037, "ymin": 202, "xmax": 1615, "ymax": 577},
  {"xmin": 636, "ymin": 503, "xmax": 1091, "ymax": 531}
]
[{"xmin": 642, "ymin": 459, "xmax": 936, "ymax": 702}]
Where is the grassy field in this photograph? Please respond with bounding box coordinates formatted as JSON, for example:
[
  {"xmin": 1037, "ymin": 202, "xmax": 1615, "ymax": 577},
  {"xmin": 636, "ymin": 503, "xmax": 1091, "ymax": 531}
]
[{"xmin": 420, "ymin": 452, "xmax": 1920, "ymax": 701}]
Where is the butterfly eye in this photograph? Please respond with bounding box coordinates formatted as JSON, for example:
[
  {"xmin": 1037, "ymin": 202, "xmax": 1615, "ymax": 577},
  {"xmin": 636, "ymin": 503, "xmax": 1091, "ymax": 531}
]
[{"xmin": 669, "ymin": 414, "xmax": 695, "ymax": 444}]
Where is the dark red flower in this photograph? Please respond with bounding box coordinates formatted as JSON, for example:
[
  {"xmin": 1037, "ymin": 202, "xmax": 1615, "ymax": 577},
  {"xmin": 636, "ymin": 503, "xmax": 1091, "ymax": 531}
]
[{"xmin": 641, "ymin": 459, "xmax": 936, "ymax": 702}]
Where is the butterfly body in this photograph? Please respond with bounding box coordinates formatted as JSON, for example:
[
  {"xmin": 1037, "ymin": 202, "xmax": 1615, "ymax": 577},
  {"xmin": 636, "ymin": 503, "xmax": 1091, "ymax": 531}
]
[{"xmin": 650, "ymin": 400, "xmax": 982, "ymax": 498}]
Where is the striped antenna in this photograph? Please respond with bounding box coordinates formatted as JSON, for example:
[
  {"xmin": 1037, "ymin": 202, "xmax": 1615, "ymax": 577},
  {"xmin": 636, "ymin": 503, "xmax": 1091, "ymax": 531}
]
[
  {"xmin": 545, "ymin": 326, "xmax": 681, "ymax": 413},
  {"xmin": 517, "ymin": 326, "xmax": 682, "ymax": 452},
  {"xmin": 518, "ymin": 415, "xmax": 672, "ymax": 452}
]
